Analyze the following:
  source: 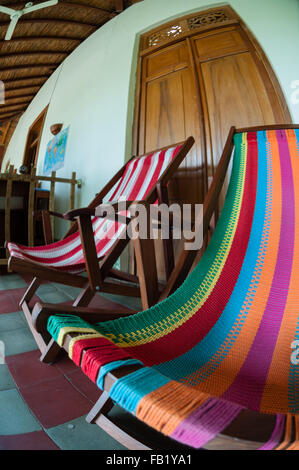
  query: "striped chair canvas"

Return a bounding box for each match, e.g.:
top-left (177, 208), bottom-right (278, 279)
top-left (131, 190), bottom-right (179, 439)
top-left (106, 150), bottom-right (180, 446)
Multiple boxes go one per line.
top-left (8, 144), bottom-right (184, 273)
top-left (41, 126), bottom-right (299, 450)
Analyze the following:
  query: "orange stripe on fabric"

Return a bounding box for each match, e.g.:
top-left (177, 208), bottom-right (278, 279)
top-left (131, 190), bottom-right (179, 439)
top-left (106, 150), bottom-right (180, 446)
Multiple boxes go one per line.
top-left (283, 415), bottom-right (299, 450)
top-left (275, 414), bottom-right (293, 450)
top-left (186, 130), bottom-right (282, 401)
top-left (136, 381), bottom-right (210, 436)
top-left (261, 129), bottom-right (299, 414)
top-left (289, 416), bottom-right (299, 450)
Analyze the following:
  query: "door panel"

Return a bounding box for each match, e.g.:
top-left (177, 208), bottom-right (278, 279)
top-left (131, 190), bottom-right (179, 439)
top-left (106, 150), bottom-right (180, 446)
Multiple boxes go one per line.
top-left (200, 51), bottom-right (277, 167)
top-left (194, 28), bottom-right (248, 62)
top-left (140, 42), bottom-right (204, 206)
top-left (145, 72), bottom-right (186, 151)
top-left (146, 42), bottom-right (189, 80)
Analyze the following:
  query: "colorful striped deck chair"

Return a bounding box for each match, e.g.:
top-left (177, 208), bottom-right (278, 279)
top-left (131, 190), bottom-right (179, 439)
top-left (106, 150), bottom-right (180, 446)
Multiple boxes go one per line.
top-left (34, 125), bottom-right (299, 450)
top-left (6, 137), bottom-right (194, 358)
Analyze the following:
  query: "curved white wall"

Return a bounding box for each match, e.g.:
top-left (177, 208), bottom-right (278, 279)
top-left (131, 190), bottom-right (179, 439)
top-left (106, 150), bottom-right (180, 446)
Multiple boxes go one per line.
top-left (2, 0), bottom-right (299, 236)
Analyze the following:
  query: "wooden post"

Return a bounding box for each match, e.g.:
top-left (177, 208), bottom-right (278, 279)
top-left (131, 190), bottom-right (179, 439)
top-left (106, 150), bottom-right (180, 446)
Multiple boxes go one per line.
top-left (28, 166), bottom-right (36, 247)
top-left (70, 171), bottom-right (76, 229)
top-left (133, 208), bottom-right (159, 309)
top-left (5, 165), bottom-right (14, 258)
top-left (49, 171), bottom-right (56, 240)
top-left (0, 167), bottom-right (79, 265)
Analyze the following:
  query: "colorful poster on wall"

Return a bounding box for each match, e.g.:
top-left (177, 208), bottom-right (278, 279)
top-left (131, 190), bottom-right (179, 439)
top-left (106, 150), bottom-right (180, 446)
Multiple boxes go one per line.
top-left (43, 126), bottom-right (69, 175)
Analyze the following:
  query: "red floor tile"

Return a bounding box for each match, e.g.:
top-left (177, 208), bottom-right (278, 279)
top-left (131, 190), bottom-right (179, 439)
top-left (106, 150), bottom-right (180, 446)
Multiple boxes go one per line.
top-left (0, 287), bottom-right (41, 314)
top-left (66, 368), bottom-right (102, 404)
top-left (54, 354), bottom-right (78, 375)
top-left (61, 293), bottom-right (132, 311)
top-left (6, 350), bottom-right (63, 389)
top-left (88, 294), bottom-right (131, 310)
top-left (0, 431), bottom-right (59, 450)
top-left (19, 375), bottom-right (93, 428)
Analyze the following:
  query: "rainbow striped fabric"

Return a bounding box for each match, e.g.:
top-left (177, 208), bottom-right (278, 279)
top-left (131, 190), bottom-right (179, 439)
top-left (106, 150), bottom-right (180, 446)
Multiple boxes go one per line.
top-left (47, 129), bottom-right (299, 448)
top-left (7, 144), bottom-right (182, 273)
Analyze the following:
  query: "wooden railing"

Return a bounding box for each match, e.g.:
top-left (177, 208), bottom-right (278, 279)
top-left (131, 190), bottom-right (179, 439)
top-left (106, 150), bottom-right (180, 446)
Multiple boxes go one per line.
top-left (0, 165), bottom-right (81, 265)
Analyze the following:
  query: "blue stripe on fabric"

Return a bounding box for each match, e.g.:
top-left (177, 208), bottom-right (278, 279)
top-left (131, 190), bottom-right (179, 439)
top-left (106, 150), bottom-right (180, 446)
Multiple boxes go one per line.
top-left (97, 359), bottom-right (143, 390)
top-left (109, 367), bottom-right (171, 415)
top-left (289, 326), bottom-right (299, 413)
top-left (155, 131), bottom-right (271, 382)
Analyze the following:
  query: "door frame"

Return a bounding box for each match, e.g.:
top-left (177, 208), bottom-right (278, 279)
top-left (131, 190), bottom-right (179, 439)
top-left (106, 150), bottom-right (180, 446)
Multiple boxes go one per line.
top-left (22, 104), bottom-right (49, 171)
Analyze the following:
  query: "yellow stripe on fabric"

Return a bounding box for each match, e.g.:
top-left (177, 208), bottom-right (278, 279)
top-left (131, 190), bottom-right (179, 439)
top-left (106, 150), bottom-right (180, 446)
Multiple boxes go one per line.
top-left (68, 333), bottom-right (104, 360)
top-left (56, 327), bottom-right (98, 347)
top-left (261, 129), bottom-right (299, 414)
top-left (105, 134), bottom-right (248, 348)
top-left (183, 130), bottom-right (282, 399)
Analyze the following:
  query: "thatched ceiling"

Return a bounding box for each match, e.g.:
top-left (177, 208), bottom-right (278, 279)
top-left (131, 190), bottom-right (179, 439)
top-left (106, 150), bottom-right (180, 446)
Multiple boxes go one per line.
top-left (0, 0), bottom-right (142, 128)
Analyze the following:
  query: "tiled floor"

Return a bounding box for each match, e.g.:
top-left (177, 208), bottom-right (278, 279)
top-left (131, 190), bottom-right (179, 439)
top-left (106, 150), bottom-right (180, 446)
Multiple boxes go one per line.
top-left (0, 271), bottom-right (142, 450)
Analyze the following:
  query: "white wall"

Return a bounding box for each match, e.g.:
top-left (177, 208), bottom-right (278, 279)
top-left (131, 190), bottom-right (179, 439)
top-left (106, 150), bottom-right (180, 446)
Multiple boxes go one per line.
top-left (3, 0), bottom-right (299, 236)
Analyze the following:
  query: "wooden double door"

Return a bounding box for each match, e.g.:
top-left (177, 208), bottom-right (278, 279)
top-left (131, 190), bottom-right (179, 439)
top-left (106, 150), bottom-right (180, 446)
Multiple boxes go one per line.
top-left (134, 21), bottom-right (290, 209)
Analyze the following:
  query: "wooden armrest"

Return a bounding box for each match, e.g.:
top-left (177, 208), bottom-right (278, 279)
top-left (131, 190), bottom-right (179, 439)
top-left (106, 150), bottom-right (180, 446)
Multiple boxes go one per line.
top-left (33, 209), bottom-right (65, 219)
top-left (32, 302), bottom-right (135, 335)
top-left (63, 207), bottom-right (96, 220)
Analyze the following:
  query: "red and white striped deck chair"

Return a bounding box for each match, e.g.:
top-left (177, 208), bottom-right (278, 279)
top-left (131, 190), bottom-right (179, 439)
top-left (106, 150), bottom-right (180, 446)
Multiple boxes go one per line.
top-left (7, 137), bottom-right (194, 356)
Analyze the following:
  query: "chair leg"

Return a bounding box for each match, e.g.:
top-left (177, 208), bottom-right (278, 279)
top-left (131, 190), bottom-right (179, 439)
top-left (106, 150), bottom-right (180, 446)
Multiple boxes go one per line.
top-left (133, 236), bottom-right (159, 309)
top-left (19, 277), bottom-right (52, 353)
top-left (86, 391), bottom-right (152, 449)
top-left (86, 391), bottom-right (114, 424)
top-left (36, 285), bottom-right (94, 363)
top-left (40, 338), bottom-right (64, 364)
top-left (162, 234), bottom-right (175, 281)
top-left (19, 277), bottom-right (40, 308)
top-left (39, 285), bottom-right (95, 364)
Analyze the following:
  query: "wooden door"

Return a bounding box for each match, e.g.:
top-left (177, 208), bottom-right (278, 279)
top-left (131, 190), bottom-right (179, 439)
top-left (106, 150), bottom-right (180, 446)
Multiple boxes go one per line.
top-left (138, 41), bottom-right (205, 207)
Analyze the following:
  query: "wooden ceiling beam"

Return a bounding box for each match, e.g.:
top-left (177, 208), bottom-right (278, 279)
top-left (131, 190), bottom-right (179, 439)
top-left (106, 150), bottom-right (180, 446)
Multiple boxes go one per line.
top-left (0, 51), bottom-right (69, 59)
top-left (1, 75), bottom-right (50, 86)
top-left (4, 36), bottom-right (82, 43)
top-left (0, 111), bottom-right (23, 124)
top-left (0, 108), bottom-right (26, 119)
top-left (0, 1), bottom-right (132, 130)
top-left (4, 84), bottom-right (41, 93)
top-left (3, 1), bottom-right (114, 14)
top-left (1, 93), bottom-right (35, 102)
top-left (0, 100), bottom-right (31, 109)
top-left (0, 18), bottom-right (99, 28)
top-left (0, 63), bottom-right (58, 72)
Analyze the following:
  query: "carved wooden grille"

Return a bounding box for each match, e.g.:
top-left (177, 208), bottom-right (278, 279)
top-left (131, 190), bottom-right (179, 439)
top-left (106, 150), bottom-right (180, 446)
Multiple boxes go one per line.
top-left (148, 24), bottom-right (183, 47)
top-left (187, 10), bottom-right (229, 29)
top-left (144, 8), bottom-right (233, 49)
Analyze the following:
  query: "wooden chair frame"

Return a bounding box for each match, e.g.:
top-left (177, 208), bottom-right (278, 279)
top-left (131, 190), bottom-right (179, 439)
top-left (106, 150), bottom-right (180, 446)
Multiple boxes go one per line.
top-left (8, 137), bottom-right (195, 358)
top-left (32, 124), bottom-right (299, 450)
